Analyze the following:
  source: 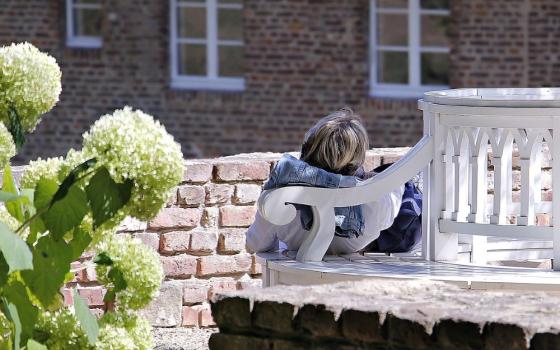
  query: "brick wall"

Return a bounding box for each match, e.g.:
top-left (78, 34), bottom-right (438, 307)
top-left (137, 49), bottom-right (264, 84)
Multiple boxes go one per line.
top-left (0, 0), bottom-right (422, 164)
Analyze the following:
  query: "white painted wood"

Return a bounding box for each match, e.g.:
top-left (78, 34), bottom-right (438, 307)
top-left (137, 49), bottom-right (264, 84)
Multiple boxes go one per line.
top-left (489, 129), bottom-right (514, 225)
top-left (451, 128), bottom-right (470, 222)
top-left (66, 0), bottom-right (103, 48)
top-left (439, 220), bottom-right (552, 240)
top-left (441, 127), bottom-right (455, 219)
top-left (421, 111), bottom-right (434, 260)
top-left (514, 129), bottom-right (543, 226)
top-left (553, 118), bottom-right (560, 270)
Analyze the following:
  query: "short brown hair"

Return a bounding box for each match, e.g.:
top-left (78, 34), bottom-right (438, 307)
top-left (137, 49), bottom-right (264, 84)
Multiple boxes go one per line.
top-left (300, 108), bottom-right (369, 175)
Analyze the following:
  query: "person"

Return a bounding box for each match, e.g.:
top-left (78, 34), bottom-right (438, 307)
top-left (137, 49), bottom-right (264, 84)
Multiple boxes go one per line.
top-left (246, 108), bottom-right (405, 255)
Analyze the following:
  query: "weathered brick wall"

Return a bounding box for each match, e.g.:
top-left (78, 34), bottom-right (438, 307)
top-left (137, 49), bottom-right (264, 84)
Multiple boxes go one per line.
top-left (0, 0), bottom-right (421, 164)
top-left (210, 279), bottom-right (560, 349)
top-left (59, 148), bottom-right (409, 328)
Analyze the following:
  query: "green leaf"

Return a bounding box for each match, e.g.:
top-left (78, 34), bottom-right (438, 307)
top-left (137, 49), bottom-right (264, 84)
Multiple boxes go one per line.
top-left (3, 164), bottom-right (23, 222)
top-left (86, 167), bottom-right (132, 228)
top-left (41, 184), bottom-right (89, 240)
top-left (69, 227), bottom-right (92, 261)
top-left (52, 158), bottom-right (96, 206)
top-left (33, 179), bottom-right (57, 212)
top-left (0, 255), bottom-right (9, 286)
top-left (73, 290), bottom-right (99, 345)
top-left (3, 281), bottom-right (38, 346)
top-left (7, 107), bottom-right (25, 152)
top-left (0, 222), bottom-right (32, 273)
top-left (21, 236), bottom-right (73, 307)
top-left (103, 290), bottom-right (116, 303)
top-left (104, 267), bottom-right (127, 303)
top-left (26, 340), bottom-right (47, 350)
top-left (3, 301), bottom-right (21, 350)
top-left (93, 252), bottom-right (113, 266)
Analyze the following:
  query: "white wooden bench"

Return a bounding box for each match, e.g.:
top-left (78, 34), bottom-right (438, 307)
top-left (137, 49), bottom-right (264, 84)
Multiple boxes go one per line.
top-left (257, 88), bottom-right (560, 290)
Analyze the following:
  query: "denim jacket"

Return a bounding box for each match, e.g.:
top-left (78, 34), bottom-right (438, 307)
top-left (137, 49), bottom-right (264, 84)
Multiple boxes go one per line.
top-left (263, 154), bottom-right (365, 238)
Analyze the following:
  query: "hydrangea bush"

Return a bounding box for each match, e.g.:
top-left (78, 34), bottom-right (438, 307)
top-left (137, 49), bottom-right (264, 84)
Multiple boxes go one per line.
top-left (0, 42), bottom-right (184, 349)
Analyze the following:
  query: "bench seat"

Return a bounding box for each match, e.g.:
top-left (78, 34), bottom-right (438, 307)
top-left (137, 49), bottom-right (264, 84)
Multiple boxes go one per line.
top-left (257, 250), bottom-right (560, 291)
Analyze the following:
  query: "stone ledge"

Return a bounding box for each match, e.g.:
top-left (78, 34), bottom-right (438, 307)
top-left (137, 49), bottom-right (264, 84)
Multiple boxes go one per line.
top-left (210, 279), bottom-right (560, 350)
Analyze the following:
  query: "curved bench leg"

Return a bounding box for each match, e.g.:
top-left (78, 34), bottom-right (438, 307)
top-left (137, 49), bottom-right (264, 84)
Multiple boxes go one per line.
top-left (296, 206), bottom-right (336, 262)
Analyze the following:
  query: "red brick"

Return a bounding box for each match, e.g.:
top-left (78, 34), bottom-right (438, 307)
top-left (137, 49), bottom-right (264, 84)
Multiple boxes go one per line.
top-left (161, 255), bottom-right (198, 278)
top-left (214, 161), bottom-right (270, 182)
top-left (237, 277), bottom-right (262, 290)
top-left (197, 254), bottom-right (252, 277)
top-left (201, 207), bottom-right (219, 228)
top-left (183, 162), bottom-right (212, 183)
top-left (133, 232), bottom-right (160, 252)
top-left (205, 183), bottom-right (234, 204)
top-left (183, 284), bottom-right (210, 305)
top-left (233, 184), bottom-right (262, 204)
top-left (219, 206), bottom-right (257, 227)
top-left (148, 208), bottom-right (201, 230)
top-left (251, 255), bottom-right (262, 275)
top-left (199, 303), bottom-right (216, 327)
top-left (161, 231), bottom-right (191, 254)
top-left (209, 278), bottom-right (238, 299)
top-left (189, 229), bottom-right (218, 255)
top-left (61, 288), bottom-right (73, 306)
top-left (182, 305), bottom-right (200, 327)
top-left (178, 185), bottom-right (206, 206)
top-left (537, 213), bottom-right (551, 227)
top-left (218, 228), bottom-right (247, 254)
top-left (77, 287), bottom-right (105, 307)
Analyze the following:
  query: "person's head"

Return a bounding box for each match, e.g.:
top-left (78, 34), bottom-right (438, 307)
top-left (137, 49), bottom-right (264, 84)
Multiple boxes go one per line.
top-left (300, 107), bottom-right (369, 176)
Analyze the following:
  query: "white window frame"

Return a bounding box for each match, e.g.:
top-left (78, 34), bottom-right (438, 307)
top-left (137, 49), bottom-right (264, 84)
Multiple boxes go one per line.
top-left (66, 0), bottom-right (103, 49)
top-left (369, 0), bottom-right (450, 98)
top-left (170, 0), bottom-right (245, 91)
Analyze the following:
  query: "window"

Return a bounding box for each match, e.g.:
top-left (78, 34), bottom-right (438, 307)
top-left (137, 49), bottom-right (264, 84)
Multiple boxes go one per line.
top-left (170, 0), bottom-right (245, 91)
top-left (66, 0), bottom-right (103, 48)
top-left (370, 0), bottom-right (450, 98)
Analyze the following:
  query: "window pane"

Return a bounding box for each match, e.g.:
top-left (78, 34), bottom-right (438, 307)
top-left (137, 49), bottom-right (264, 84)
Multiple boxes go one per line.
top-left (219, 0), bottom-right (242, 3)
top-left (421, 15), bottom-right (449, 47)
top-left (378, 51), bottom-right (408, 84)
top-left (219, 45), bottom-right (243, 77)
top-left (178, 7), bottom-right (206, 38)
top-left (421, 52), bottom-right (449, 85)
top-left (179, 44), bottom-right (207, 76)
top-left (73, 8), bottom-right (102, 36)
top-left (420, 0), bottom-right (449, 9)
top-left (218, 8), bottom-right (242, 41)
top-left (376, 0), bottom-right (407, 8)
top-left (377, 14), bottom-right (408, 46)
top-left (74, 0), bottom-right (100, 4)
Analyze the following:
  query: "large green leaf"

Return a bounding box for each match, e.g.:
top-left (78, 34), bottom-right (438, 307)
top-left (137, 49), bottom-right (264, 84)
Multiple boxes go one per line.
top-left (73, 290), bottom-right (99, 345)
top-left (3, 281), bottom-right (38, 346)
top-left (3, 164), bottom-right (23, 222)
top-left (7, 107), bottom-right (25, 152)
top-left (69, 227), bottom-right (92, 261)
top-left (21, 236), bottom-right (73, 307)
top-left (86, 167), bottom-right (132, 228)
top-left (0, 222), bottom-right (32, 273)
top-left (33, 179), bottom-right (57, 212)
top-left (41, 184), bottom-right (89, 240)
top-left (26, 340), bottom-right (47, 350)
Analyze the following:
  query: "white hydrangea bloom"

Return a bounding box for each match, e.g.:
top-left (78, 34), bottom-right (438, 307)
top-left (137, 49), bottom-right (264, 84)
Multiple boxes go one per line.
top-left (0, 123), bottom-right (15, 169)
top-left (35, 309), bottom-right (93, 350)
top-left (97, 312), bottom-right (152, 350)
top-left (0, 42), bottom-right (62, 132)
top-left (81, 106), bottom-right (184, 221)
top-left (20, 156), bottom-right (63, 190)
top-left (96, 234), bottom-right (163, 310)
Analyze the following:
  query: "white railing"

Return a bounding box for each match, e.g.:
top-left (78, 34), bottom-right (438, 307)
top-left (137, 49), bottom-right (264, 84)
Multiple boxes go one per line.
top-left (259, 88), bottom-right (560, 271)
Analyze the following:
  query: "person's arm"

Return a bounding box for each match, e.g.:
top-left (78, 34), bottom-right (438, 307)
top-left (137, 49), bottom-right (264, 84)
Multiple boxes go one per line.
top-left (377, 185), bottom-right (405, 231)
top-left (246, 210), bottom-right (280, 253)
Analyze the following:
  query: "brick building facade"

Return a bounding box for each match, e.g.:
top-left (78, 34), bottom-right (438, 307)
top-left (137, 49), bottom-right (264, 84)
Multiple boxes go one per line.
top-left (1, 0), bottom-right (559, 162)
